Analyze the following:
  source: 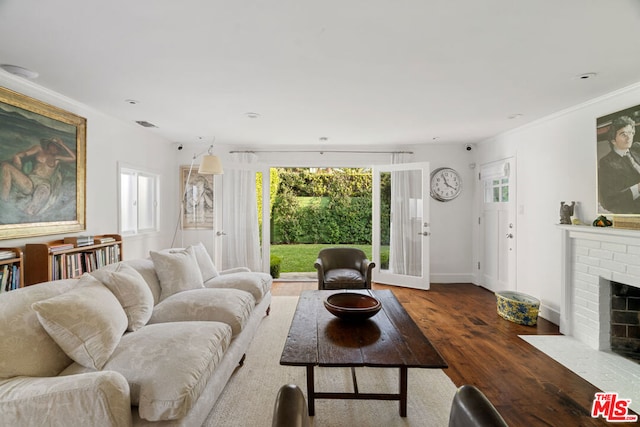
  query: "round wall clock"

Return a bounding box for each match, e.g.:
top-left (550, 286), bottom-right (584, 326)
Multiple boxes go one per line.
top-left (430, 167), bottom-right (462, 202)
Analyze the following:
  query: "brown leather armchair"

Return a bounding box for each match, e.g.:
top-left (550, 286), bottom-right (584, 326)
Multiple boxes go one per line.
top-left (448, 385), bottom-right (508, 427)
top-left (314, 247), bottom-right (375, 290)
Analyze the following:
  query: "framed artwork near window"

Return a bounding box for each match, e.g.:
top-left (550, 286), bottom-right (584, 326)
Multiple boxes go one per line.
top-left (180, 165), bottom-right (214, 229)
top-left (596, 103), bottom-right (640, 216)
top-left (0, 87), bottom-right (86, 240)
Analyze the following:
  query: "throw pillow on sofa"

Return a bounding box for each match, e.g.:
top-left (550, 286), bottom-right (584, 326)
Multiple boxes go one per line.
top-left (91, 262), bottom-right (154, 331)
top-left (190, 242), bottom-right (219, 281)
top-left (150, 247), bottom-right (204, 301)
top-left (31, 274), bottom-right (128, 370)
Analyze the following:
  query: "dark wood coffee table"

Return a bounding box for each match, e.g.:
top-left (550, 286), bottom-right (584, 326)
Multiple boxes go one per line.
top-left (280, 289), bottom-right (447, 417)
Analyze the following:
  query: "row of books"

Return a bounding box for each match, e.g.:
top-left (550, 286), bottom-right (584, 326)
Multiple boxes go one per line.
top-left (51, 245), bottom-right (121, 280)
top-left (0, 264), bottom-right (20, 293)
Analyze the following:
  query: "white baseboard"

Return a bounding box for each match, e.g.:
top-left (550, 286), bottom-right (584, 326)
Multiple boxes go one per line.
top-left (539, 304), bottom-right (560, 326)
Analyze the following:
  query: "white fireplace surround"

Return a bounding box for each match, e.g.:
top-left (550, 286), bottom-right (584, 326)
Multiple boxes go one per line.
top-left (559, 225), bottom-right (640, 351)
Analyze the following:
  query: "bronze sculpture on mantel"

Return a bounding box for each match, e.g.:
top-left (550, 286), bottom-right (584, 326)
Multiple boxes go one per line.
top-left (559, 201), bottom-right (575, 225)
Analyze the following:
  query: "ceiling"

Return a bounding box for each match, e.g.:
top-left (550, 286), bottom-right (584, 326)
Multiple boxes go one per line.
top-left (1, 0), bottom-right (639, 149)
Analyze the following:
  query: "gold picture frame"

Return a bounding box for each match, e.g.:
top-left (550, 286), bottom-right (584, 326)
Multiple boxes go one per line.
top-left (180, 165), bottom-right (214, 229)
top-left (0, 87), bottom-right (86, 239)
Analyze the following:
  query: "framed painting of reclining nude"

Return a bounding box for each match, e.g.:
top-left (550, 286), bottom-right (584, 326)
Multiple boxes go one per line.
top-left (0, 87), bottom-right (86, 240)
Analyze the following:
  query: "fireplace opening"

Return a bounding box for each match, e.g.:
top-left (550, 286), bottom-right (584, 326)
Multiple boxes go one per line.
top-left (610, 281), bottom-right (640, 363)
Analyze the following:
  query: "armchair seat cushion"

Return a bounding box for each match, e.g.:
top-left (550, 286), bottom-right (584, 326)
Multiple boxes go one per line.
top-left (324, 269), bottom-right (364, 285)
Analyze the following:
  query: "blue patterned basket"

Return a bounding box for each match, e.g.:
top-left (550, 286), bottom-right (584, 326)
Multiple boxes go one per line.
top-left (495, 291), bottom-right (540, 326)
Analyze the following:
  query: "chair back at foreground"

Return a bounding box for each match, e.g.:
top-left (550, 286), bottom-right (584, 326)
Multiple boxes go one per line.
top-left (314, 247), bottom-right (375, 290)
top-left (449, 385), bottom-right (509, 427)
top-left (272, 384), bottom-right (310, 427)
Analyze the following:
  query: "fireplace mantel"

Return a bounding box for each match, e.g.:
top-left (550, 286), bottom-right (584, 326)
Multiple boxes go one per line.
top-left (558, 224), bottom-right (640, 350)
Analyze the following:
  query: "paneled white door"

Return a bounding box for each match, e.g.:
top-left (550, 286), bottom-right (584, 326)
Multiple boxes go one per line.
top-left (480, 157), bottom-right (516, 292)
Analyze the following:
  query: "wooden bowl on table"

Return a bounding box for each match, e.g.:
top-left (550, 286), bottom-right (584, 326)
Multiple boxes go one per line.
top-left (323, 292), bottom-right (382, 321)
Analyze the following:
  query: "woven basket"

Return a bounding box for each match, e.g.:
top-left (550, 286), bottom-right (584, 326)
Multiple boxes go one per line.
top-left (495, 291), bottom-right (540, 326)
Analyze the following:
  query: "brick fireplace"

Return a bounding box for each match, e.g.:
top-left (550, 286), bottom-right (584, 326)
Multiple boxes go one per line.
top-left (559, 225), bottom-right (640, 352)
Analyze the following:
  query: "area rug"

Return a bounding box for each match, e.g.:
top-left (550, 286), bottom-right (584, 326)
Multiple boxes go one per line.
top-left (204, 296), bottom-right (457, 427)
top-left (520, 335), bottom-right (640, 414)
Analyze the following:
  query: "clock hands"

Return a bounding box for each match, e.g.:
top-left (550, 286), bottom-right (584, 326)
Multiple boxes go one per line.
top-left (442, 175), bottom-right (455, 189)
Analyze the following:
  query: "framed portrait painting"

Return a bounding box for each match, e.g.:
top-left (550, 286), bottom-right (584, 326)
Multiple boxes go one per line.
top-left (180, 165), bottom-right (214, 229)
top-left (0, 87), bottom-right (86, 239)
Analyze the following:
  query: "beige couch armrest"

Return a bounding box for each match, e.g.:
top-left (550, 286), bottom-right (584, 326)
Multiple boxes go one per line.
top-left (0, 371), bottom-right (132, 427)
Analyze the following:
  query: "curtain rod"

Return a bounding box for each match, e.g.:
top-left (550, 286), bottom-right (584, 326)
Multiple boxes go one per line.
top-left (229, 150), bottom-right (414, 154)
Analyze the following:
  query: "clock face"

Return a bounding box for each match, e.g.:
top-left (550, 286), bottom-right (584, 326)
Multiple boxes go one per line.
top-left (430, 167), bottom-right (462, 201)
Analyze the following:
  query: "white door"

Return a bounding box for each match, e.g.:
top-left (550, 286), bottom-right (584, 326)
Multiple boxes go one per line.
top-left (479, 158), bottom-right (516, 292)
top-left (372, 162), bottom-right (430, 289)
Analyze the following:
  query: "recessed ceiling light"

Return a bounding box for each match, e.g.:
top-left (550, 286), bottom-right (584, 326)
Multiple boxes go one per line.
top-left (576, 72), bottom-right (597, 80)
top-left (245, 112), bottom-right (260, 119)
top-left (508, 113), bottom-right (523, 120)
top-left (125, 99), bottom-right (140, 105)
top-left (319, 136), bottom-right (329, 142)
top-left (0, 64), bottom-right (39, 79)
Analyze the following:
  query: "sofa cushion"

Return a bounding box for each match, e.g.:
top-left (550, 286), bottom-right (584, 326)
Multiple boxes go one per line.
top-left (190, 242), bottom-right (219, 281)
top-left (148, 288), bottom-right (255, 337)
top-left (91, 262), bottom-right (154, 331)
top-left (122, 258), bottom-right (162, 304)
top-left (103, 322), bottom-right (231, 421)
top-left (31, 274), bottom-right (128, 370)
top-left (205, 271), bottom-right (272, 302)
top-left (150, 247), bottom-right (204, 301)
top-left (0, 279), bottom-right (78, 379)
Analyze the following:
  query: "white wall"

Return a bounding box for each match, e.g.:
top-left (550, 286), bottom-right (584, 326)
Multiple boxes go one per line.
top-left (0, 74), bottom-right (178, 260)
top-left (475, 82), bottom-right (640, 324)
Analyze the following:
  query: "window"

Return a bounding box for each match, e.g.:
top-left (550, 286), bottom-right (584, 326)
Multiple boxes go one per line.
top-left (485, 178), bottom-right (509, 203)
top-left (480, 160), bottom-right (510, 203)
top-left (119, 165), bottom-right (159, 235)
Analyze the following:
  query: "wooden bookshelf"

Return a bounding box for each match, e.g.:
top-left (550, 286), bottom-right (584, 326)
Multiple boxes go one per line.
top-left (0, 247), bottom-right (24, 292)
top-left (24, 234), bottom-right (123, 286)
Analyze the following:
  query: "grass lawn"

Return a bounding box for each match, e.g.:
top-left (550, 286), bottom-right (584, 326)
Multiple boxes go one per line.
top-left (270, 244), bottom-right (373, 273)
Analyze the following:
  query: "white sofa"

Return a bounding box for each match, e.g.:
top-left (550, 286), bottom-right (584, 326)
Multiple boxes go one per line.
top-left (0, 243), bottom-right (272, 426)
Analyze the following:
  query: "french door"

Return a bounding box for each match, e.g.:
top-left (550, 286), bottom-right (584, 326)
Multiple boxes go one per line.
top-left (372, 162), bottom-right (431, 289)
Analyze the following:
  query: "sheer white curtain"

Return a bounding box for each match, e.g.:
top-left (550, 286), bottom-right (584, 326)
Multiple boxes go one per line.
top-left (389, 153), bottom-right (421, 276)
top-left (220, 153), bottom-right (261, 271)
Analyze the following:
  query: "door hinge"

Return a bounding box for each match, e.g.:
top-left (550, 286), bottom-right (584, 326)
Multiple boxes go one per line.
top-left (478, 217), bottom-right (481, 225)
top-left (477, 261), bottom-right (481, 270)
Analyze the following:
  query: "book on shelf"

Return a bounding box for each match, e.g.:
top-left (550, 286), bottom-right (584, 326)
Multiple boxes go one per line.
top-left (64, 235), bottom-right (95, 247)
top-left (0, 265), bottom-right (8, 292)
top-left (94, 236), bottom-right (117, 244)
top-left (49, 243), bottom-right (75, 253)
top-left (0, 250), bottom-right (16, 260)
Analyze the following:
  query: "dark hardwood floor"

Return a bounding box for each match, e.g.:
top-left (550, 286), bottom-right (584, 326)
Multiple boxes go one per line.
top-left (272, 281), bottom-right (638, 426)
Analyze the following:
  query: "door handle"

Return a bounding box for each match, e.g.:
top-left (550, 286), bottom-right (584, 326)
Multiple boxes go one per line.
top-left (418, 232), bottom-right (431, 236)
top-left (216, 231), bottom-right (227, 236)
top-left (506, 233), bottom-right (514, 238)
